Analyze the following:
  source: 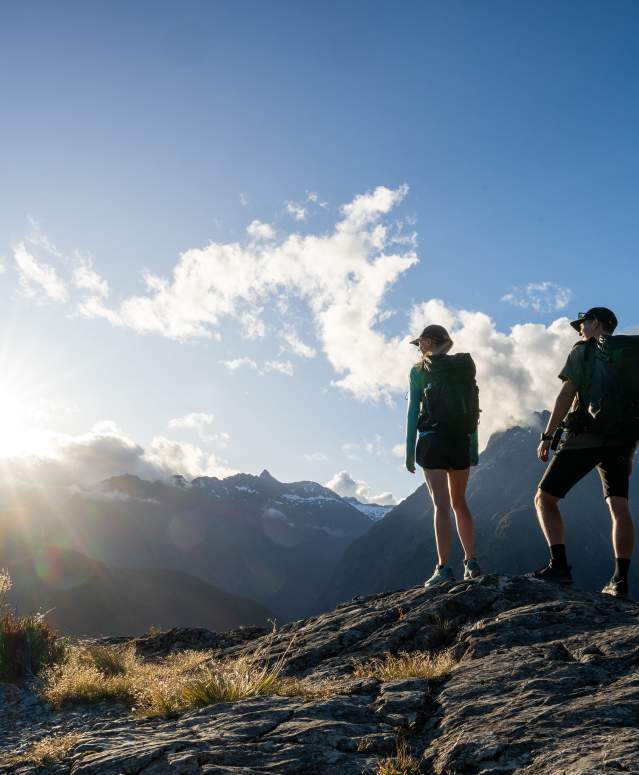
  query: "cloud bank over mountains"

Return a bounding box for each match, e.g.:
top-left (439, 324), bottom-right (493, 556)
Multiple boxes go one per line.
top-left (0, 421), bottom-right (236, 489)
top-left (11, 186), bottom-right (581, 448)
top-left (325, 470), bottom-right (396, 506)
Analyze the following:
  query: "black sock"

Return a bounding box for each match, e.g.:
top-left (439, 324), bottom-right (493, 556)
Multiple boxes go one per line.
top-left (550, 544), bottom-right (568, 568)
top-left (614, 557), bottom-right (630, 582)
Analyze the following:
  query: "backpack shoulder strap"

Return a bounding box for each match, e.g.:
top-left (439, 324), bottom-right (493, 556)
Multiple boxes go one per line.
top-left (573, 338), bottom-right (595, 363)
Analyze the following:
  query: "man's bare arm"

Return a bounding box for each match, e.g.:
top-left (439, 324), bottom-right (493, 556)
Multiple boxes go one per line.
top-left (538, 380), bottom-right (577, 462)
top-left (545, 380), bottom-right (577, 436)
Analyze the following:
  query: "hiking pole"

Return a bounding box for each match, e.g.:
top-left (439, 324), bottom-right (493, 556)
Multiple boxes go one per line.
top-left (550, 423), bottom-right (564, 451)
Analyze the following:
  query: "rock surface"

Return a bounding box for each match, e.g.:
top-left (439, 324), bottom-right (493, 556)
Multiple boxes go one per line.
top-left (2, 574), bottom-right (639, 773)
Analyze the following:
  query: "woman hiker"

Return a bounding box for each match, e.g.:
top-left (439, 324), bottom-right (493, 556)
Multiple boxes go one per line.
top-left (405, 324), bottom-right (482, 587)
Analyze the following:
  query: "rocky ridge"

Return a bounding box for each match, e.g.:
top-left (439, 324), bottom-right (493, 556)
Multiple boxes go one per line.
top-left (2, 575), bottom-right (639, 773)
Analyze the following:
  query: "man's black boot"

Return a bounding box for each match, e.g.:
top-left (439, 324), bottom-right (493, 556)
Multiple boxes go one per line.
top-left (529, 561), bottom-right (573, 585)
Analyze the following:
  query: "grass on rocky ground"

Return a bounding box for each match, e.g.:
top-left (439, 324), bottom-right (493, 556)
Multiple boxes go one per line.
top-left (42, 634), bottom-right (297, 717)
top-left (377, 738), bottom-right (421, 775)
top-left (352, 649), bottom-right (455, 682)
top-left (0, 733), bottom-right (81, 768)
top-left (0, 569), bottom-right (66, 681)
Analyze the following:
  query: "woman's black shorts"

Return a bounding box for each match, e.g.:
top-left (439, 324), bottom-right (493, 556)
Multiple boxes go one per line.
top-left (538, 444), bottom-right (635, 500)
top-left (416, 433), bottom-right (470, 471)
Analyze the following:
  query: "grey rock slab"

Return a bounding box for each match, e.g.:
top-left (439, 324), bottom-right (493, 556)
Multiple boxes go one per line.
top-left (6, 575), bottom-right (639, 774)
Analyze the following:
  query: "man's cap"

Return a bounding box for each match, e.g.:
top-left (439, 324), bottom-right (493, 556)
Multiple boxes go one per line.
top-left (410, 324), bottom-right (452, 347)
top-left (569, 307), bottom-right (618, 333)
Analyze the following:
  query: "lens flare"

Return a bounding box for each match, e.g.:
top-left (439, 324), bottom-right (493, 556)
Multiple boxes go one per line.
top-left (34, 545), bottom-right (92, 591)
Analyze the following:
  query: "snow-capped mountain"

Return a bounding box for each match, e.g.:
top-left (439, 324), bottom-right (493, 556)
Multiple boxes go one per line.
top-left (2, 469), bottom-right (373, 622)
top-left (342, 497), bottom-right (394, 521)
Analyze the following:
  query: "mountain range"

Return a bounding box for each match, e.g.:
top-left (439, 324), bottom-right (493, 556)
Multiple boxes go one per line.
top-left (3, 414), bottom-right (638, 637)
top-left (1, 468), bottom-right (373, 631)
top-left (8, 546), bottom-right (272, 637)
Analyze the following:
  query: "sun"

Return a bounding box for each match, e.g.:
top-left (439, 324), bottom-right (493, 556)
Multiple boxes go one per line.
top-left (0, 381), bottom-right (52, 458)
top-left (0, 394), bottom-right (30, 456)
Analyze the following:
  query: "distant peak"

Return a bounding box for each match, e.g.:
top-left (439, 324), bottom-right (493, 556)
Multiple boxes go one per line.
top-left (259, 469), bottom-right (278, 482)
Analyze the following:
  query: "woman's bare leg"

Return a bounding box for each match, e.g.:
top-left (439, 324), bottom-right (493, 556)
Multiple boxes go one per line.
top-left (448, 468), bottom-right (475, 560)
top-left (423, 468), bottom-right (452, 565)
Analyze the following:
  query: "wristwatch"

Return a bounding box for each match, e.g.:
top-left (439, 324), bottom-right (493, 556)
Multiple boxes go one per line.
top-left (540, 432), bottom-right (553, 442)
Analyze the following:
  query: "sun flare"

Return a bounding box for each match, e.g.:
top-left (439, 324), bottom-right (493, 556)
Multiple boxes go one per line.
top-left (0, 383), bottom-right (51, 458)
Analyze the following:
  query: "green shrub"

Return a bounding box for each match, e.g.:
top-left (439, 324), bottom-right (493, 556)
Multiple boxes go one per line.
top-left (0, 569), bottom-right (66, 681)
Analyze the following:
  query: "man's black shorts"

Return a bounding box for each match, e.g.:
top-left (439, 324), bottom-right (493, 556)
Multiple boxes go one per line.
top-left (416, 433), bottom-right (470, 471)
top-left (539, 444), bottom-right (635, 500)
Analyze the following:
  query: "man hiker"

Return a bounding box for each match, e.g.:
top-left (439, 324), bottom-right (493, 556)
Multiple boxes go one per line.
top-left (533, 306), bottom-right (639, 598)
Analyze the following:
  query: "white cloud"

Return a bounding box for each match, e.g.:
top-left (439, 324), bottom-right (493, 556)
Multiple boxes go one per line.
top-left (220, 357), bottom-right (259, 373)
top-left (304, 451), bottom-right (328, 462)
top-left (286, 202), bottom-right (307, 221)
top-left (247, 220), bottom-right (276, 241)
top-left (501, 282), bottom-right (572, 313)
top-left (280, 327), bottom-right (316, 358)
top-left (305, 191), bottom-right (328, 209)
top-left (391, 444), bottom-right (404, 459)
top-left (13, 224), bottom-right (110, 314)
top-left (13, 241), bottom-right (68, 303)
top-left (240, 310), bottom-right (266, 338)
top-left (239, 193), bottom-right (248, 207)
top-left (341, 435), bottom-right (384, 461)
top-left (49, 186), bottom-right (418, 402)
top-left (167, 412), bottom-right (229, 448)
top-left (146, 436), bottom-right (234, 479)
top-left (72, 256), bottom-right (109, 298)
top-left (75, 295), bottom-right (122, 324)
top-left (169, 412), bottom-right (214, 432)
top-left (15, 192), bottom-right (586, 450)
top-left (25, 218), bottom-right (64, 257)
top-left (0, 422), bottom-right (236, 487)
top-left (264, 360), bottom-right (294, 376)
top-left (325, 470), bottom-right (396, 506)
top-left (341, 443), bottom-right (360, 461)
top-left (218, 357), bottom-right (292, 376)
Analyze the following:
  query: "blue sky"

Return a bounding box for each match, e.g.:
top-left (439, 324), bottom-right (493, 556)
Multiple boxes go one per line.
top-left (1, 1), bottom-right (638, 502)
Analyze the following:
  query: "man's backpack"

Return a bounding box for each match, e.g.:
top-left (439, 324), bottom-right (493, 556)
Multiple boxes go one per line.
top-left (578, 335), bottom-right (639, 441)
top-left (416, 353), bottom-right (480, 435)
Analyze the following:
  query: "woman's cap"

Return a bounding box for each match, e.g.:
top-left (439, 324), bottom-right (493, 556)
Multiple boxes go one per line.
top-left (410, 324), bottom-right (452, 346)
top-left (569, 307), bottom-right (618, 333)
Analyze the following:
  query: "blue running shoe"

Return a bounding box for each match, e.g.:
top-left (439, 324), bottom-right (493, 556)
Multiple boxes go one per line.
top-left (463, 558), bottom-right (482, 580)
top-left (424, 564), bottom-right (455, 588)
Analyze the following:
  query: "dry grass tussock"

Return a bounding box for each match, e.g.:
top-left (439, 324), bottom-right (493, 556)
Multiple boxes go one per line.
top-left (273, 675), bottom-right (346, 700)
top-left (0, 733), bottom-right (81, 768)
top-left (0, 569), bottom-right (66, 681)
top-left (352, 649), bottom-right (455, 682)
top-left (43, 634), bottom-right (296, 717)
top-left (377, 737), bottom-right (421, 774)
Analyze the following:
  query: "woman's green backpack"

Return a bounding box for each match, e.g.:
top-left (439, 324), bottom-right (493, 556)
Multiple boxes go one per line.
top-left (417, 353), bottom-right (480, 435)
